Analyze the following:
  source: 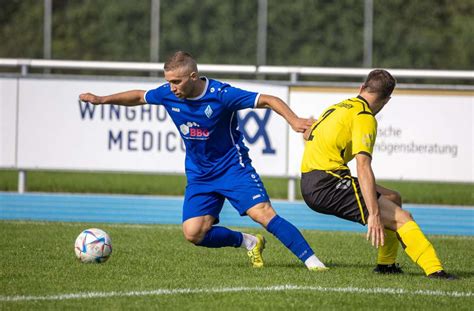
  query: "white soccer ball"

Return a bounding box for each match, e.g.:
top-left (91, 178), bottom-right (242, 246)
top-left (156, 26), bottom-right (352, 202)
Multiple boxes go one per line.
top-left (74, 228), bottom-right (112, 263)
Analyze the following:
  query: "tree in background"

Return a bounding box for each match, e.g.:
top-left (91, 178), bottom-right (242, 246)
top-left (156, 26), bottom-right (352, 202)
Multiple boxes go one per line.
top-left (160, 0), bottom-right (257, 64)
top-left (0, 0), bottom-right (43, 58)
top-left (374, 0), bottom-right (474, 70)
top-left (52, 0), bottom-right (150, 61)
top-left (0, 0), bottom-right (472, 70)
top-left (267, 0), bottom-right (364, 67)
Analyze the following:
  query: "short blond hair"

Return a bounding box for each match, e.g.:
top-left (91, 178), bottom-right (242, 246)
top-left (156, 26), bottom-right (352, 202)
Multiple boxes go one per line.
top-left (164, 51), bottom-right (198, 73)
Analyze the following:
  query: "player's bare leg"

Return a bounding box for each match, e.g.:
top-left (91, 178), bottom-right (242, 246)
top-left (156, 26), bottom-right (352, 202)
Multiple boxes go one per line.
top-left (182, 215), bottom-right (264, 268)
top-left (182, 215), bottom-right (215, 244)
top-left (378, 195), bottom-right (455, 279)
top-left (373, 185), bottom-right (404, 274)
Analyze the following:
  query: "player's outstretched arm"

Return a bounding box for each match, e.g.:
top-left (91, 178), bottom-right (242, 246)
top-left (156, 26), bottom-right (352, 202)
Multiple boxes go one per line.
top-left (79, 90), bottom-right (146, 106)
top-left (356, 153), bottom-right (385, 248)
top-left (256, 94), bottom-right (313, 133)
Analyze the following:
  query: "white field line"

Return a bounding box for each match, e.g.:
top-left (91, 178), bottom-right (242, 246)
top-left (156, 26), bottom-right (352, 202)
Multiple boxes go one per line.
top-left (1, 285), bottom-right (472, 302)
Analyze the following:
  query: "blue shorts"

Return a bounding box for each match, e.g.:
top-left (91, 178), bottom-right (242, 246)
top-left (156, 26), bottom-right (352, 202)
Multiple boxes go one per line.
top-left (182, 164), bottom-right (270, 223)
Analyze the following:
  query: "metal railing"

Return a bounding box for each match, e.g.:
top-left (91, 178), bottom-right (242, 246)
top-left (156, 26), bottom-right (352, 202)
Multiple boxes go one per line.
top-left (2, 58), bottom-right (473, 200)
top-left (1, 58), bottom-right (473, 81)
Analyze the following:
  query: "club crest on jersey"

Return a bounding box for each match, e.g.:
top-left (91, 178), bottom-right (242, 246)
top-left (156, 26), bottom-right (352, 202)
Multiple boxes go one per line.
top-left (205, 105), bottom-right (213, 118)
top-left (362, 133), bottom-right (374, 148)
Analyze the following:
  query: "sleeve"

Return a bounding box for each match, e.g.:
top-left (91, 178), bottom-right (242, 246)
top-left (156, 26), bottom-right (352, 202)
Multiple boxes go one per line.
top-left (352, 113), bottom-right (377, 156)
top-left (219, 84), bottom-right (260, 111)
top-left (144, 84), bottom-right (169, 106)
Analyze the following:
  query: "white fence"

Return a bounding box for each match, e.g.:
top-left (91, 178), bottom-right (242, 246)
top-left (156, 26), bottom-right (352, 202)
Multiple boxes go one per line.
top-left (1, 58), bottom-right (474, 81)
top-left (1, 59), bottom-right (473, 199)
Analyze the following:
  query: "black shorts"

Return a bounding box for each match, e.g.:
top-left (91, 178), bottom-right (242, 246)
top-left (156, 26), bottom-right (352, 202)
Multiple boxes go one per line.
top-left (301, 170), bottom-right (380, 225)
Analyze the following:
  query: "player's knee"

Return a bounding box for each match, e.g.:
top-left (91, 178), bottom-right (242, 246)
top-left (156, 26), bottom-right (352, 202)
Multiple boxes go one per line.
top-left (247, 202), bottom-right (276, 227)
top-left (402, 209), bottom-right (413, 220)
top-left (183, 229), bottom-right (205, 245)
top-left (184, 235), bottom-right (201, 245)
top-left (182, 224), bottom-right (211, 245)
top-left (397, 209), bottom-right (414, 227)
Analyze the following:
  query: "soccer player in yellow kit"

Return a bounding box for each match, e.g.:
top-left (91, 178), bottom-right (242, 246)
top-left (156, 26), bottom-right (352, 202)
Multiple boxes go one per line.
top-left (300, 69), bottom-right (455, 279)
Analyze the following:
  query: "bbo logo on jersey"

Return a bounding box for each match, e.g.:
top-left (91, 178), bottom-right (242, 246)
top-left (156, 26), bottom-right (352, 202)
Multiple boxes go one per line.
top-left (179, 122), bottom-right (210, 139)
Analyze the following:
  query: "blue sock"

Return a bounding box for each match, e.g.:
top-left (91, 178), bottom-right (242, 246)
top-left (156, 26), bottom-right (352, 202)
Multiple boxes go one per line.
top-left (197, 226), bottom-right (243, 248)
top-left (266, 215), bottom-right (314, 262)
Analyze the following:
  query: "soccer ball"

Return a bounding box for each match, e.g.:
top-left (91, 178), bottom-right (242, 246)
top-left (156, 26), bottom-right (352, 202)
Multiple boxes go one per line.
top-left (74, 228), bottom-right (112, 263)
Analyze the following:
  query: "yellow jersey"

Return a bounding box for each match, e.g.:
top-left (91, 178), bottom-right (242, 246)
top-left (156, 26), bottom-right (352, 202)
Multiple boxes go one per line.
top-left (301, 96), bottom-right (377, 172)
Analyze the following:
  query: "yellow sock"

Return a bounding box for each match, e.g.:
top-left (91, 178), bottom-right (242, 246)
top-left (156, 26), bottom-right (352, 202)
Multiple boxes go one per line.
top-left (397, 221), bottom-right (443, 275)
top-left (377, 229), bottom-right (399, 265)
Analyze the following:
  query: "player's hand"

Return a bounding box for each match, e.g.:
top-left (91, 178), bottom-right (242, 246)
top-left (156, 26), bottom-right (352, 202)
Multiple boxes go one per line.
top-left (79, 93), bottom-right (103, 105)
top-left (366, 214), bottom-right (385, 248)
top-left (303, 118), bottom-right (317, 140)
top-left (291, 117), bottom-right (315, 133)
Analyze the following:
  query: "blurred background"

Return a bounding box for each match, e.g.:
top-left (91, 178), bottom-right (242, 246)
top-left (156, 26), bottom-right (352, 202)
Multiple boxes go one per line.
top-left (1, 0), bottom-right (472, 70)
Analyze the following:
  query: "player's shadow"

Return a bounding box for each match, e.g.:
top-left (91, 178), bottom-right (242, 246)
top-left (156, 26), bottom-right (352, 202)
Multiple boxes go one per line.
top-left (326, 262), bottom-right (473, 279)
top-left (213, 260), bottom-right (473, 280)
top-left (439, 270), bottom-right (473, 279)
top-left (323, 262), bottom-right (373, 269)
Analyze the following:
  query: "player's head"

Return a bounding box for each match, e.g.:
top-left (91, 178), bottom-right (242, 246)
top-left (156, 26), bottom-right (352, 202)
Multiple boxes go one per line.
top-left (164, 51), bottom-right (201, 99)
top-left (360, 69), bottom-right (396, 115)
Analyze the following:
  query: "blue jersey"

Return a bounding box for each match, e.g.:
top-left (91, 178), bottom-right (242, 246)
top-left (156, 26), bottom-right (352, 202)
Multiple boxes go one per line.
top-left (144, 78), bottom-right (260, 182)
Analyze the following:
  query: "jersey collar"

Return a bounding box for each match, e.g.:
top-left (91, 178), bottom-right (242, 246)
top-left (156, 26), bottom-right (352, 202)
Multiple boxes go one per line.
top-left (357, 95), bottom-right (369, 105)
top-left (356, 95), bottom-right (373, 114)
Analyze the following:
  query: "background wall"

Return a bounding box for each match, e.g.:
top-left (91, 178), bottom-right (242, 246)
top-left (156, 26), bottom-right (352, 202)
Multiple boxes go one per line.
top-left (2, 77), bottom-right (472, 182)
top-left (288, 87), bottom-right (473, 181)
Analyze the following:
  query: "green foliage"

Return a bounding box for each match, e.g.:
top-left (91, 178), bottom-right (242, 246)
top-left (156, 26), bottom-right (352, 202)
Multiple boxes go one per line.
top-left (267, 0), bottom-right (364, 67)
top-left (160, 0), bottom-right (257, 64)
top-left (0, 0), bottom-right (472, 69)
top-left (52, 0), bottom-right (150, 61)
top-left (0, 0), bottom-right (43, 58)
top-left (373, 0), bottom-right (474, 70)
top-left (0, 221), bottom-right (472, 309)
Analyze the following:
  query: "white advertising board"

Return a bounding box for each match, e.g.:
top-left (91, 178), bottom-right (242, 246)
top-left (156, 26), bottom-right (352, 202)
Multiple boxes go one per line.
top-left (234, 82), bottom-right (288, 176)
top-left (0, 78), bottom-right (18, 168)
top-left (288, 87), bottom-right (473, 182)
top-left (16, 78), bottom-right (287, 176)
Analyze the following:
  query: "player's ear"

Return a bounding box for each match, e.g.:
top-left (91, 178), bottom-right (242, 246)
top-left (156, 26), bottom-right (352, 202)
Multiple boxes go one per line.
top-left (189, 71), bottom-right (198, 80)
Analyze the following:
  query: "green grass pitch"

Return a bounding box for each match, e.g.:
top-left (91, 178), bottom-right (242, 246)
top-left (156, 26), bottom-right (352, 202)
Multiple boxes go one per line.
top-left (1, 221), bottom-right (472, 310)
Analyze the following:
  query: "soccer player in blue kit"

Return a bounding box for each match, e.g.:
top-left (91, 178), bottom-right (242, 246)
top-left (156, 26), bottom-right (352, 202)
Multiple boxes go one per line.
top-left (79, 51), bottom-right (327, 271)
